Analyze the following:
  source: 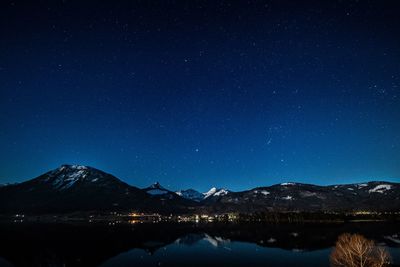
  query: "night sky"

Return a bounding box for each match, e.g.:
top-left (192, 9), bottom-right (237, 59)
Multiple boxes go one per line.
top-left (1, 1), bottom-right (399, 191)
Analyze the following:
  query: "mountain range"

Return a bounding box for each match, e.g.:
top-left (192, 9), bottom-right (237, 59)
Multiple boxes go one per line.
top-left (0, 164), bottom-right (399, 215)
top-left (176, 187), bottom-right (229, 202)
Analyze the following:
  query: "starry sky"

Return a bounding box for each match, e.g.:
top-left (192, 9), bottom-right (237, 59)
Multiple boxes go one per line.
top-left (0, 1), bottom-right (399, 191)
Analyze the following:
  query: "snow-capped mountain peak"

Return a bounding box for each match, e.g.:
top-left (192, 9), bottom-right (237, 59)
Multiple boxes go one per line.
top-left (26, 164), bottom-right (127, 192)
top-left (203, 187), bottom-right (217, 198)
top-left (149, 182), bottom-right (166, 190)
top-left (59, 164), bottom-right (88, 171)
top-left (174, 187), bottom-right (230, 201)
top-left (44, 165), bottom-right (94, 190)
top-left (213, 189), bottom-right (229, 196)
top-left (203, 187), bottom-right (229, 199)
top-left (281, 182), bottom-right (296, 186)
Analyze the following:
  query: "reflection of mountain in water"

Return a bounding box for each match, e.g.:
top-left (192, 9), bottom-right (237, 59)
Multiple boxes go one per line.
top-left (175, 233), bottom-right (230, 247)
top-left (0, 222), bottom-right (399, 267)
top-left (174, 233), bottom-right (204, 246)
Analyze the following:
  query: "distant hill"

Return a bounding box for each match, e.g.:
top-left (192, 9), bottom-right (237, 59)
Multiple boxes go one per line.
top-left (202, 182), bottom-right (400, 213)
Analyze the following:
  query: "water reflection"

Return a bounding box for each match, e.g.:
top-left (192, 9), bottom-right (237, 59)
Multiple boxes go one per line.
top-left (0, 222), bottom-right (398, 267)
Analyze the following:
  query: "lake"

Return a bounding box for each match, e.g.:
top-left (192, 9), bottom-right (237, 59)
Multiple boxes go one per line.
top-left (0, 222), bottom-right (398, 266)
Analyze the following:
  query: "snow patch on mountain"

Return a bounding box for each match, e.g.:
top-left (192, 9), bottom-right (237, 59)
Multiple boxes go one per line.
top-left (214, 189), bottom-right (229, 196)
top-left (369, 184), bottom-right (392, 193)
top-left (203, 187), bottom-right (229, 199)
top-left (33, 164), bottom-right (121, 191)
top-left (203, 234), bottom-right (230, 247)
top-left (48, 165), bottom-right (93, 190)
top-left (281, 182), bottom-right (296, 186)
top-left (357, 183), bottom-right (368, 188)
top-left (254, 190), bottom-right (270, 196)
top-left (203, 187), bottom-right (218, 198)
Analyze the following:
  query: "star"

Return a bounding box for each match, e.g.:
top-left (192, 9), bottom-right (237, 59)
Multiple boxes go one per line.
top-left (267, 138), bottom-right (272, 145)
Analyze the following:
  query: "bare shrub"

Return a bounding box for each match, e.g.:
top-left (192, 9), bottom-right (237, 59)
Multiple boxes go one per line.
top-left (330, 233), bottom-right (391, 267)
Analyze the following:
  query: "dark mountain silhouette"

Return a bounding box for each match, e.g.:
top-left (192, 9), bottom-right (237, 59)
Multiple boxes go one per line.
top-left (0, 165), bottom-right (399, 214)
top-left (0, 165), bottom-right (193, 214)
top-left (203, 182), bottom-right (400, 213)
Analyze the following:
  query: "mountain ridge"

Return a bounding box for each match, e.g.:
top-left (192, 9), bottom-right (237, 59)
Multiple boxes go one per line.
top-left (0, 165), bottom-right (399, 214)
